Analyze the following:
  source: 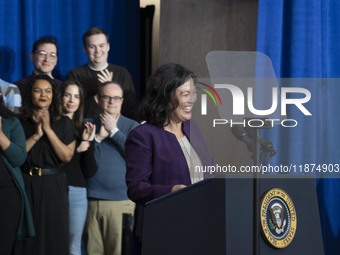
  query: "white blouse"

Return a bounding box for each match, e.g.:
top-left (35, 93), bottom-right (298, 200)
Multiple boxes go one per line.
top-left (177, 136), bottom-right (204, 184)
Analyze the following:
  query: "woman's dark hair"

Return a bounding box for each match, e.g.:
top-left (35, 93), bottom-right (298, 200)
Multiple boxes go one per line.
top-left (139, 63), bottom-right (195, 126)
top-left (60, 80), bottom-right (84, 133)
top-left (21, 74), bottom-right (62, 121)
top-left (0, 94), bottom-right (16, 119)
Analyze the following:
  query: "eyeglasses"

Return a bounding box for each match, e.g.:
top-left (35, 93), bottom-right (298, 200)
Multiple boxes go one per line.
top-left (100, 95), bottom-right (123, 102)
top-left (35, 50), bottom-right (57, 60)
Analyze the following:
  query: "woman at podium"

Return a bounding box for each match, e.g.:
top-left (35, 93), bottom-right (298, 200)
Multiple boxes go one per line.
top-left (125, 63), bottom-right (213, 253)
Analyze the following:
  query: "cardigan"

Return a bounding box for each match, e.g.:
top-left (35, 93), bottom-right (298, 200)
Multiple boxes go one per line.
top-left (1, 117), bottom-right (35, 239)
top-left (125, 120), bottom-right (213, 205)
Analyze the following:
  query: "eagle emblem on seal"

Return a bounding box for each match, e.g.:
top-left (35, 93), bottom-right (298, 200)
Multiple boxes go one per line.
top-left (269, 202), bottom-right (287, 234)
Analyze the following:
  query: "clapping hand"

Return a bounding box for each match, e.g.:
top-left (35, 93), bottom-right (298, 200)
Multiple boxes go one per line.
top-left (82, 122), bottom-right (96, 141)
top-left (77, 122), bottom-right (96, 153)
top-left (97, 69), bottom-right (113, 83)
top-left (99, 112), bottom-right (118, 133)
top-left (40, 109), bottom-right (52, 132)
top-left (33, 110), bottom-right (45, 139)
top-left (76, 141), bottom-right (90, 153)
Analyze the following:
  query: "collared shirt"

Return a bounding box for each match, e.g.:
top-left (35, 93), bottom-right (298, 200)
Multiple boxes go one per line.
top-left (0, 79), bottom-right (21, 113)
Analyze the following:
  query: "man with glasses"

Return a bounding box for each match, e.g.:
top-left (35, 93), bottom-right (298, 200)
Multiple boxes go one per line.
top-left (67, 27), bottom-right (138, 120)
top-left (14, 37), bottom-right (62, 97)
top-left (84, 81), bottom-right (138, 255)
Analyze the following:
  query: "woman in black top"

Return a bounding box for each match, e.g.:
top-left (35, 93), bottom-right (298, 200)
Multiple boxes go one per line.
top-left (20, 75), bottom-right (76, 255)
top-left (60, 80), bottom-right (96, 255)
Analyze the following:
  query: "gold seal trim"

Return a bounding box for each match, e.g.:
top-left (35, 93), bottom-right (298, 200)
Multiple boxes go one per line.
top-left (260, 188), bottom-right (297, 249)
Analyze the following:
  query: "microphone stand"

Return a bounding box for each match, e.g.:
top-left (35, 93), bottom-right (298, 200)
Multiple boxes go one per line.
top-left (232, 120), bottom-right (276, 255)
top-left (251, 127), bottom-right (261, 255)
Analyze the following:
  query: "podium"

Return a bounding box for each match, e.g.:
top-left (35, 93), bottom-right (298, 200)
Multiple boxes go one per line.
top-left (142, 177), bottom-right (324, 255)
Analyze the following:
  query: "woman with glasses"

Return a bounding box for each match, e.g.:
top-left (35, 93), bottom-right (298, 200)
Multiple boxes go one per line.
top-left (60, 80), bottom-right (96, 255)
top-left (19, 75), bottom-right (76, 255)
top-left (0, 93), bottom-right (35, 254)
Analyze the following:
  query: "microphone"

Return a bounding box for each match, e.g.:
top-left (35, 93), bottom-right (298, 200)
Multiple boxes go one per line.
top-left (231, 125), bottom-right (253, 151)
top-left (231, 125), bottom-right (276, 160)
top-left (259, 139), bottom-right (276, 159)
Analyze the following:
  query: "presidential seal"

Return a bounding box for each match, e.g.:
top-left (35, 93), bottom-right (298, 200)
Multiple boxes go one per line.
top-left (260, 188), bottom-right (297, 249)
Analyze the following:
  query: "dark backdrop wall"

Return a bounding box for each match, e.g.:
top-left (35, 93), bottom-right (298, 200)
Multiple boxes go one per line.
top-left (159, 0), bottom-right (258, 168)
top-left (0, 0), bottom-right (140, 96)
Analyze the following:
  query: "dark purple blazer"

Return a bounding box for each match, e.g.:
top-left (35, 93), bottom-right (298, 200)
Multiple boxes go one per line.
top-left (125, 120), bottom-right (213, 238)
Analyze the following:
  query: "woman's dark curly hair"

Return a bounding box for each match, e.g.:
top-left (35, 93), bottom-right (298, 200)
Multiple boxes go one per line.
top-left (21, 74), bottom-right (62, 121)
top-left (139, 63), bottom-right (195, 127)
top-left (60, 79), bottom-right (84, 133)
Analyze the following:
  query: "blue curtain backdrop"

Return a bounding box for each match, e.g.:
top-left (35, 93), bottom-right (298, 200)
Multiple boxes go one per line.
top-left (257, 0), bottom-right (340, 254)
top-left (0, 0), bottom-right (140, 96)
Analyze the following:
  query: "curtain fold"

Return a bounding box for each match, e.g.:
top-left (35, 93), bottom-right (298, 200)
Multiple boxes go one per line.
top-left (257, 1), bottom-right (340, 254)
top-left (0, 0), bottom-right (140, 94)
